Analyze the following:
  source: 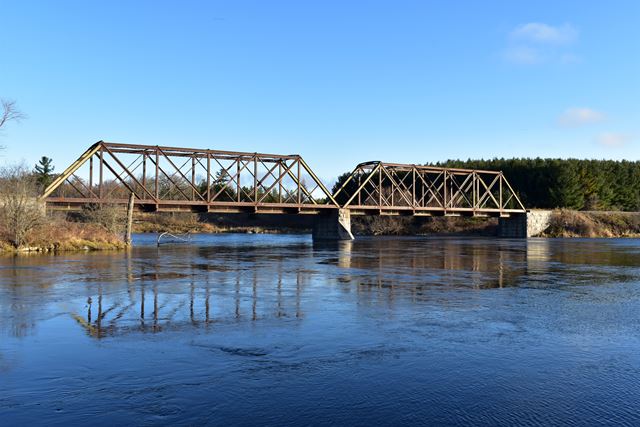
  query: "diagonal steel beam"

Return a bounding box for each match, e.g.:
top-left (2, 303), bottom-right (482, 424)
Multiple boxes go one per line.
top-left (102, 144), bottom-right (157, 201)
top-left (156, 147), bottom-right (206, 202)
top-left (41, 141), bottom-right (103, 198)
top-left (343, 163), bottom-right (382, 207)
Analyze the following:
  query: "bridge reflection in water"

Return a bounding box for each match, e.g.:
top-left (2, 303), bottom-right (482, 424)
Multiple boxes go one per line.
top-left (5, 236), bottom-right (638, 340)
top-left (75, 263), bottom-right (309, 338)
top-left (66, 238), bottom-right (556, 338)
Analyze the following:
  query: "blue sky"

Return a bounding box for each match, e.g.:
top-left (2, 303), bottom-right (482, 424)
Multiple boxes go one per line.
top-left (1, 0), bottom-right (638, 182)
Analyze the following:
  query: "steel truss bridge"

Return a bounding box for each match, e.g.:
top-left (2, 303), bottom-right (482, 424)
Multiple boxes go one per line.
top-left (42, 141), bottom-right (526, 217)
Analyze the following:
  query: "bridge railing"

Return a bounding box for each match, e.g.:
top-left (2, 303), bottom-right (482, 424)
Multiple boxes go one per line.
top-left (42, 141), bottom-right (339, 213)
top-left (332, 161), bottom-right (526, 215)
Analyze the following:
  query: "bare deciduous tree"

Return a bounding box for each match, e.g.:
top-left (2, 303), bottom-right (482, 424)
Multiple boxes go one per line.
top-left (0, 99), bottom-right (26, 151)
top-left (0, 99), bottom-right (26, 130)
top-left (0, 165), bottom-right (45, 247)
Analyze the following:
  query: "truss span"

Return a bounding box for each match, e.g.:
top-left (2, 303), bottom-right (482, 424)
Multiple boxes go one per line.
top-left (42, 141), bottom-right (339, 214)
top-left (332, 161), bottom-right (526, 216)
top-left (42, 142), bottom-right (526, 217)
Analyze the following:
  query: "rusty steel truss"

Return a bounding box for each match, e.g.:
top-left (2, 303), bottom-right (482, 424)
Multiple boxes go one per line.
top-left (42, 141), bottom-right (339, 213)
top-left (332, 161), bottom-right (526, 216)
top-left (42, 142), bottom-right (526, 217)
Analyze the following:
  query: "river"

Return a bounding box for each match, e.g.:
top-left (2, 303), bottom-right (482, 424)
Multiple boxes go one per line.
top-left (1, 234), bottom-right (640, 425)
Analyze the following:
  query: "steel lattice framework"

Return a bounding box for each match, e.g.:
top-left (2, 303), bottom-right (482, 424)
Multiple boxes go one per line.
top-left (42, 142), bottom-right (526, 216)
top-left (332, 161), bottom-right (526, 216)
top-left (43, 141), bottom-right (339, 213)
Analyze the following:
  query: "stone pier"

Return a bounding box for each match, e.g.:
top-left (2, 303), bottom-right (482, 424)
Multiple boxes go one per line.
top-left (312, 209), bottom-right (354, 241)
top-left (498, 210), bottom-right (552, 238)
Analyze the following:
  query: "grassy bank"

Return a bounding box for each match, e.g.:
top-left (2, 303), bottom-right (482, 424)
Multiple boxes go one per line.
top-left (0, 219), bottom-right (126, 254)
top-left (543, 210), bottom-right (640, 238)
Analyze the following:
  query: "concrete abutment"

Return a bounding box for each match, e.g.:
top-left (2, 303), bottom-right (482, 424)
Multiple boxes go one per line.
top-left (498, 210), bottom-right (552, 238)
top-left (312, 209), bottom-right (354, 241)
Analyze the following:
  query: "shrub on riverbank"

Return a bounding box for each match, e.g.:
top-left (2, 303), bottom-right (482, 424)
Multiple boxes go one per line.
top-left (0, 165), bottom-right (126, 253)
top-left (0, 165), bottom-right (45, 247)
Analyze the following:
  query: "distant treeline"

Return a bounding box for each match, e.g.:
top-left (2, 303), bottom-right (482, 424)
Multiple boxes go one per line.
top-left (433, 159), bottom-right (640, 211)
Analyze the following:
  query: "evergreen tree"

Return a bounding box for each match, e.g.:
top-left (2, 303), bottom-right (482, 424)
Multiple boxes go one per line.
top-left (212, 167), bottom-right (236, 201)
top-left (214, 168), bottom-right (230, 186)
top-left (549, 161), bottom-right (584, 209)
top-left (34, 156), bottom-right (55, 188)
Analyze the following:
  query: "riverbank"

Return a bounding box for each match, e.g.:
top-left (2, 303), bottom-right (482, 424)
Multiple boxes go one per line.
top-left (0, 219), bottom-right (126, 254)
top-left (3, 209), bottom-right (639, 254)
top-left (542, 209), bottom-right (640, 237)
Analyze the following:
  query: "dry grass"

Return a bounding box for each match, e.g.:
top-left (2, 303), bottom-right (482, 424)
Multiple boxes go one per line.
top-left (0, 217), bottom-right (125, 253)
top-left (545, 210), bottom-right (602, 237)
top-left (544, 209), bottom-right (640, 238)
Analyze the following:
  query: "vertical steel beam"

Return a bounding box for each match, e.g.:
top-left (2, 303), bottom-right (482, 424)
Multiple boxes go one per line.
top-left (278, 161), bottom-right (282, 203)
top-left (99, 148), bottom-right (104, 199)
top-left (378, 166), bottom-right (382, 207)
top-left (499, 173), bottom-right (503, 210)
top-left (421, 171), bottom-right (425, 207)
top-left (142, 154), bottom-right (147, 198)
top-left (206, 153), bottom-right (211, 203)
top-left (391, 169), bottom-right (395, 207)
top-left (155, 148), bottom-right (159, 200)
top-left (89, 156), bottom-right (93, 192)
top-left (472, 172), bottom-right (476, 210)
top-left (191, 156), bottom-right (196, 201)
top-left (254, 155), bottom-right (258, 204)
top-left (443, 171), bottom-right (448, 210)
top-left (237, 159), bottom-right (241, 202)
top-left (412, 167), bottom-right (416, 207)
top-left (297, 158), bottom-right (301, 205)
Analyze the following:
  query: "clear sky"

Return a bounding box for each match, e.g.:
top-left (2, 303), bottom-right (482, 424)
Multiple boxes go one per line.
top-left (1, 0), bottom-right (638, 182)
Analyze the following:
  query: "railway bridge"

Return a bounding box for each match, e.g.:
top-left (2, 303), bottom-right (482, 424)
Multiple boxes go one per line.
top-left (42, 141), bottom-right (529, 239)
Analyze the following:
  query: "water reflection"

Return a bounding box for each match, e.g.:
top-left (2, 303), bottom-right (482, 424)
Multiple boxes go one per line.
top-left (2, 235), bottom-right (639, 341)
top-left (5, 234), bottom-right (640, 427)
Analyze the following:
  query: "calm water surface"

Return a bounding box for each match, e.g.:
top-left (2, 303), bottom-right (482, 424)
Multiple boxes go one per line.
top-left (1, 234), bottom-right (640, 426)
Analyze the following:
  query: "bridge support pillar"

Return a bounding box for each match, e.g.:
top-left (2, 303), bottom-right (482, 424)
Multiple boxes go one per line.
top-left (313, 209), bottom-right (354, 241)
top-left (498, 210), bottom-right (552, 238)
